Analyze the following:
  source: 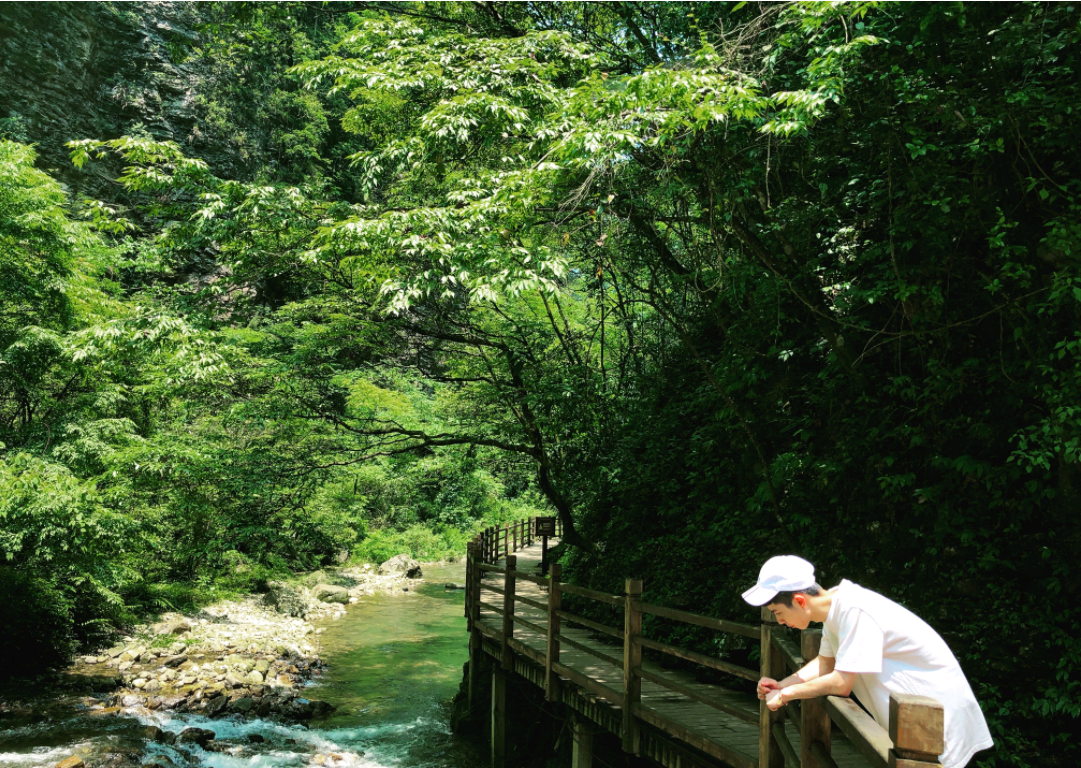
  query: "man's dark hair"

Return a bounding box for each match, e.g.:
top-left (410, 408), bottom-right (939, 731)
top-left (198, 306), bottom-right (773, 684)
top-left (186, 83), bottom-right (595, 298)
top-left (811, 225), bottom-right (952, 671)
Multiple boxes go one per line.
top-left (769, 584), bottom-right (823, 608)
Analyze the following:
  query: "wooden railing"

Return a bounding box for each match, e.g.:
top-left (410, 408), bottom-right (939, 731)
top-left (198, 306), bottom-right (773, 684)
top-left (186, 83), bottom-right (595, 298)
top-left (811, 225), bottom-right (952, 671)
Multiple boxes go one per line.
top-left (465, 530), bottom-right (945, 768)
top-left (760, 609), bottom-right (944, 768)
top-left (468, 516), bottom-right (563, 566)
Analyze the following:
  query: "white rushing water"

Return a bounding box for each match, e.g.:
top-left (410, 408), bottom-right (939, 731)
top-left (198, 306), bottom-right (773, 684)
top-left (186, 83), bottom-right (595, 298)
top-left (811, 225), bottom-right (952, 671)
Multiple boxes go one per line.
top-left (0, 564), bottom-right (484, 768)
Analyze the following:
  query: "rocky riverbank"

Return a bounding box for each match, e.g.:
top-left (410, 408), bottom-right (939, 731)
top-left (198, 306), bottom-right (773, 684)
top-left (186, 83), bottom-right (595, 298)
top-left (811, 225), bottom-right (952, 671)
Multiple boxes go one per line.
top-left (66, 556), bottom-right (428, 721)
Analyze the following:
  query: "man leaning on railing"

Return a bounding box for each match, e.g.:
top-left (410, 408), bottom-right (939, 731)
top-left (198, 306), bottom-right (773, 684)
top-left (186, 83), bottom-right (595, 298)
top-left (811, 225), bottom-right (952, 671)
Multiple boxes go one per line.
top-left (742, 556), bottom-right (993, 768)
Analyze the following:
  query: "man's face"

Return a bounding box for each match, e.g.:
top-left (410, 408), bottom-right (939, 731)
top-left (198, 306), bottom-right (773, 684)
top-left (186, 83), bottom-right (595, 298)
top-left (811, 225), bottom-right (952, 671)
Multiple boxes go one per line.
top-left (766, 595), bottom-right (812, 629)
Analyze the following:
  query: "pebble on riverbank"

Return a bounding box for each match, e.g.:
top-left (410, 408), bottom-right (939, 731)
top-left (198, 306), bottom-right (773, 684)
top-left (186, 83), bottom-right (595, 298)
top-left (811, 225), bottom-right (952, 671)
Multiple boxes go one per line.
top-left (68, 558), bottom-right (426, 720)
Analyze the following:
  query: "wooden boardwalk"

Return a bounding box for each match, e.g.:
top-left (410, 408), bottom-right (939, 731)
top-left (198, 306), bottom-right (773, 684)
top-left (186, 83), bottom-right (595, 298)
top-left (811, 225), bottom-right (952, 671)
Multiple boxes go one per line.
top-left (465, 519), bottom-right (944, 768)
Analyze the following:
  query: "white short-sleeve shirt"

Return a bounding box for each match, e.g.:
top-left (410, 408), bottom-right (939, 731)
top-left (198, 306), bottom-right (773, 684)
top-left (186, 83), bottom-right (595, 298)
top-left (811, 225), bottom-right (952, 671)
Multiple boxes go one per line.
top-left (819, 580), bottom-right (993, 768)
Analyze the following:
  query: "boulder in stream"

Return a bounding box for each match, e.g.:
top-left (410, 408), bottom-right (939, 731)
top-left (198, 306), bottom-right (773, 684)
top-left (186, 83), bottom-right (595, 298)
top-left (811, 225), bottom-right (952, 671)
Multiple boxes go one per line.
top-left (311, 584), bottom-right (349, 604)
top-left (151, 618), bottom-right (192, 636)
top-left (262, 583), bottom-right (309, 618)
top-left (378, 554), bottom-right (422, 579)
top-left (176, 727), bottom-right (215, 748)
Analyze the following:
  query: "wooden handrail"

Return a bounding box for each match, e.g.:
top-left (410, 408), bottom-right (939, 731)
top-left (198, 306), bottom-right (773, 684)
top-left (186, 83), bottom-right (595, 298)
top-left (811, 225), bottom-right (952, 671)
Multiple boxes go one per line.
top-left (824, 696), bottom-right (890, 768)
top-left (638, 665), bottom-right (758, 724)
top-left (560, 582), bottom-right (623, 606)
top-left (641, 602), bottom-right (760, 639)
top-left (638, 636), bottom-right (759, 682)
top-left (555, 608), bottom-right (623, 640)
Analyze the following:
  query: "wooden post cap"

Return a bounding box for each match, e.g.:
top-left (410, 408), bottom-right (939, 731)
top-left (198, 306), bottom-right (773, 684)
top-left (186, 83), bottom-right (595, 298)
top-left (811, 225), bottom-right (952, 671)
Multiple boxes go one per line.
top-left (761, 606), bottom-right (778, 624)
top-left (889, 693), bottom-right (944, 757)
top-left (801, 628), bottom-right (822, 661)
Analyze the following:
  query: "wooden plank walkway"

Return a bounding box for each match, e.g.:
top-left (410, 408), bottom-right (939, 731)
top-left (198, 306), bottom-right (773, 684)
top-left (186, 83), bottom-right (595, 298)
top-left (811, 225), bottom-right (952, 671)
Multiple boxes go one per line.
top-left (477, 538), bottom-right (873, 768)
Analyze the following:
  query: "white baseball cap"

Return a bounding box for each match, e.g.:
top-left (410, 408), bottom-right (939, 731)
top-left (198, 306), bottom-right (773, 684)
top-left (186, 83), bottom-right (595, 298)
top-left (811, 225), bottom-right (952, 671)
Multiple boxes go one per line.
top-left (741, 555), bottom-right (817, 606)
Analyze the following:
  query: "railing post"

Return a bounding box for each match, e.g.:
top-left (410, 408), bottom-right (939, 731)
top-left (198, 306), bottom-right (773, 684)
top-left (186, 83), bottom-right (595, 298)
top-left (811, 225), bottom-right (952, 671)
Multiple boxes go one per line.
top-left (801, 628), bottom-right (831, 767)
top-left (622, 578), bottom-right (643, 755)
top-left (491, 667), bottom-right (506, 768)
top-left (889, 693), bottom-right (944, 768)
top-left (545, 563), bottom-right (562, 702)
top-left (502, 555), bottom-right (516, 670)
top-left (465, 542), bottom-right (475, 623)
top-left (503, 523), bottom-right (509, 560)
top-left (759, 608), bottom-right (786, 768)
top-left (572, 714), bottom-right (594, 768)
top-left (512, 520), bottom-right (518, 552)
top-left (471, 543), bottom-right (483, 627)
top-left (467, 542), bottom-right (481, 709)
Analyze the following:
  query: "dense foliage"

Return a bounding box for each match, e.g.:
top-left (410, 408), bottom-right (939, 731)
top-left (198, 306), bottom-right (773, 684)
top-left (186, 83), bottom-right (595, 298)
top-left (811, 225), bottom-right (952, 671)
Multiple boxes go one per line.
top-left (2, 2), bottom-right (1079, 764)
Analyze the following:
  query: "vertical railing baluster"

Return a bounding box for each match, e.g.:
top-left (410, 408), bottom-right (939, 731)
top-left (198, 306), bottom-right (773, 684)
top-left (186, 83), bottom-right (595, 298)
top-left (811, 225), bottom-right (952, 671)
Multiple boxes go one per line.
top-left (759, 608), bottom-right (786, 768)
top-left (622, 578), bottom-right (643, 754)
top-left (801, 628), bottom-right (831, 767)
top-left (502, 555), bottom-right (516, 670)
top-left (545, 563), bottom-right (561, 702)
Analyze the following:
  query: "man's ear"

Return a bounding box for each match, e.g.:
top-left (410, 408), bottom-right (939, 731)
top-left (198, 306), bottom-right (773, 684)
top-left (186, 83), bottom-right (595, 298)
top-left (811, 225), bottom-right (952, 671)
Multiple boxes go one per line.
top-left (793, 593), bottom-right (807, 609)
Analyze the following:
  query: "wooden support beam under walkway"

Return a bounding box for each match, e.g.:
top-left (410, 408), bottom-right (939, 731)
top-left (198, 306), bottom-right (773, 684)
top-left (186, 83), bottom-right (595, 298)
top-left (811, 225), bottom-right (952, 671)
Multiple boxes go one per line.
top-left (465, 518), bottom-right (946, 768)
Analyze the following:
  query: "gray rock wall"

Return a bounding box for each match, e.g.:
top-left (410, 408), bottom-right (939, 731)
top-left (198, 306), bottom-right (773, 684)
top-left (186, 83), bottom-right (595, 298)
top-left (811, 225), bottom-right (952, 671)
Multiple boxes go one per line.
top-left (0, 2), bottom-right (222, 199)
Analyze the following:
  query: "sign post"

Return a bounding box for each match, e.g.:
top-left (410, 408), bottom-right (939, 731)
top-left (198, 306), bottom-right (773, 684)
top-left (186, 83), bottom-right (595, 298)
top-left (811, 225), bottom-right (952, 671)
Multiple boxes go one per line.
top-left (536, 516), bottom-right (557, 575)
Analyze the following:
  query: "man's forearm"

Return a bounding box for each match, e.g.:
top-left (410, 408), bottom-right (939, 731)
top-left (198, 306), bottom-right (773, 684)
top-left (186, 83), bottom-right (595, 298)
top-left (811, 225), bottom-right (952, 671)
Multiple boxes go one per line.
top-left (776, 656), bottom-right (823, 688)
top-left (780, 670), bottom-right (854, 703)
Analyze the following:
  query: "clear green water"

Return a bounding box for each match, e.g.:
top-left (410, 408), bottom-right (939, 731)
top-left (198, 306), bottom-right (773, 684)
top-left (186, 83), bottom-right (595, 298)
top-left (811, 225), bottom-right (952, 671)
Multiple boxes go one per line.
top-left (0, 564), bottom-right (485, 768)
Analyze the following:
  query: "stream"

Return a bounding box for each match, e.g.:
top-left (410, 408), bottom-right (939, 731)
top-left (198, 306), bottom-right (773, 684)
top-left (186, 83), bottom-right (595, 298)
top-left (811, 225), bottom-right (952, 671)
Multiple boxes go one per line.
top-left (0, 564), bottom-right (485, 768)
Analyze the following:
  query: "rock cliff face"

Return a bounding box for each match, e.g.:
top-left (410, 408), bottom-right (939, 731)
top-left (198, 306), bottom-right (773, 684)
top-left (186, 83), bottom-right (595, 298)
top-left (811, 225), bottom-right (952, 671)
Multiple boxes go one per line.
top-left (0, 2), bottom-right (220, 198)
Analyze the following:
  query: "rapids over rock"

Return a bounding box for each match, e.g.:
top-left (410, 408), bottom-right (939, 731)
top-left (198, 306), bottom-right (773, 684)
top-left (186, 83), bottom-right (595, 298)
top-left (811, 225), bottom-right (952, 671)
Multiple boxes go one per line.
top-left (0, 564), bottom-right (484, 768)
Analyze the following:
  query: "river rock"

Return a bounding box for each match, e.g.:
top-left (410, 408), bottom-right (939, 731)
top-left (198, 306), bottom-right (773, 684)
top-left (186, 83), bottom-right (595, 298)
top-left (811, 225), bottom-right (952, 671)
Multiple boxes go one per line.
top-left (141, 725), bottom-right (165, 743)
top-left (245, 670), bottom-right (264, 685)
top-left (151, 618), bottom-right (192, 636)
top-left (299, 570), bottom-right (329, 588)
top-left (176, 727), bottom-right (215, 748)
top-left (444, 582), bottom-right (463, 590)
top-left (378, 554), bottom-right (422, 578)
top-left (311, 584), bottom-right (350, 604)
top-left (56, 757), bottom-right (84, 768)
top-left (262, 584), bottom-right (309, 618)
top-left (229, 696), bottom-right (255, 713)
